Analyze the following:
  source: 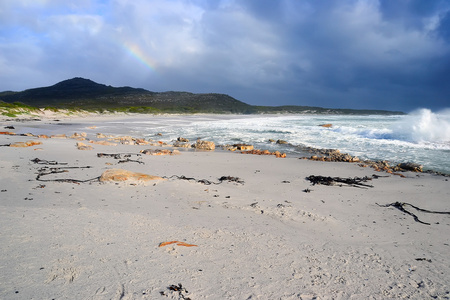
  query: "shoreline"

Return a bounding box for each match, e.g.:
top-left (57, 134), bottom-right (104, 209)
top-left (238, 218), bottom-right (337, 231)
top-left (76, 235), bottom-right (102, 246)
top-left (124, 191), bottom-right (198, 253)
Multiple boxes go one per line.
top-left (1, 113), bottom-right (448, 177)
top-left (1, 115), bottom-right (450, 298)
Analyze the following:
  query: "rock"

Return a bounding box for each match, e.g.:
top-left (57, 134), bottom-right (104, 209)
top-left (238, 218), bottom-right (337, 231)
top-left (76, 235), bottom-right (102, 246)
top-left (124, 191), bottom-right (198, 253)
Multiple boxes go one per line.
top-left (70, 132), bottom-right (87, 139)
top-left (37, 134), bottom-right (49, 139)
top-left (233, 144), bottom-right (254, 151)
top-left (173, 141), bottom-right (191, 148)
top-left (268, 139), bottom-right (276, 143)
top-left (135, 138), bottom-right (150, 145)
top-left (222, 145), bottom-right (237, 151)
top-left (276, 139), bottom-right (288, 144)
top-left (319, 124), bottom-right (333, 128)
top-left (76, 142), bottom-right (93, 150)
top-left (398, 162), bottom-right (423, 172)
top-left (99, 169), bottom-right (166, 182)
top-left (240, 149), bottom-right (286, 158)
top-left (50, 134), bottom-right (67, 139)
top-left (193, 140), bottom-right (215, 150)
top-left (89, 140), bottom-right (117, 146)
top-left (177, 137), bottom-right (189, 142)
top-left (140, 149), bottom-right (172, 155)
top-left (97, 133), bottom-right (107, 139)
top-left (10, 140), bottom-right (42, 147)
top-left (273, 151), bottom-right (286, 158)
top-left (351, 156), bottom-right (360, 163)
top-left (0, 131), bottom-right (15, 135)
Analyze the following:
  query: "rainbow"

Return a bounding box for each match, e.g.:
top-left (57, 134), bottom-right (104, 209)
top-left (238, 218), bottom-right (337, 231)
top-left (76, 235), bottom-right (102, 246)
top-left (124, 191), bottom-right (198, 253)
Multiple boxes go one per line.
top-left (122, 41), bottom-right (157, 72)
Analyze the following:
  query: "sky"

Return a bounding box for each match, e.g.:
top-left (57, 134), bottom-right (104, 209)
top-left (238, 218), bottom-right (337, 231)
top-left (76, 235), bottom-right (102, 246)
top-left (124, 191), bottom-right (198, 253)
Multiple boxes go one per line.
top-left (1, 0), bottom-right (450, 112)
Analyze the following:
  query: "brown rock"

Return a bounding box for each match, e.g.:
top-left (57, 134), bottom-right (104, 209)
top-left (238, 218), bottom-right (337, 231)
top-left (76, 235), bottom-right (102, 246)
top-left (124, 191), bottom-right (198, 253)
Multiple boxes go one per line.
top-left (273, 151), bottom-right (286, 158)
top-left (89, 140), bottom-right (117, 146)
top-left (140, 149), bottom-right (172, 155)
top-left (99, 169), bottom-right (166, 182)
top-left (51, 134), bottom-right (67, 139)
top-left (135, 138), bottom-right (150, 145)
top-left (233, 144), bottom-right (254, 151)
top-left (319, 124), bottom-right (333, 128)
top-left (10, 140), bottom-right (42, 147)
top-left (173, 141), bottom-right (191, 148)
top-left (276, 140), bottom-right (288, 144)
top-left (193, 140), bottom-right (215, 150)
top-left (70, 132), bottom-right (87, 139)
top-left (77, 142), bottom-right (93, 150)
top-left (0, 131), bottom-right (15, 135)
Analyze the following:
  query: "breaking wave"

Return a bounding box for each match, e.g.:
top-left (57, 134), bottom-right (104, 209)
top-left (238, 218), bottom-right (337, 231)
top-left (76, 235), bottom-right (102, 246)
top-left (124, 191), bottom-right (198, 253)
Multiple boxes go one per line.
top-left (393, 108), bottom-right (450, 145)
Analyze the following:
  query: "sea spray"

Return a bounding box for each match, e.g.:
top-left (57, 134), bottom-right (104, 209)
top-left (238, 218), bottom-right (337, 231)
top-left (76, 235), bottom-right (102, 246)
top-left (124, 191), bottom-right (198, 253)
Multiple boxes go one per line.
top-left (393, 109), bottom-right (450, 144)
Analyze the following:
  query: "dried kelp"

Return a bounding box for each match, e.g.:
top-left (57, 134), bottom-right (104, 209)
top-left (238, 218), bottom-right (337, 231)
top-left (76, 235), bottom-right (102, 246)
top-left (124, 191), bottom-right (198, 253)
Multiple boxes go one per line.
top-left (218, 176), bottom-right (244, 184)
top-left (376, 202), bottom-right (450, 225)
top-left (306, 175), bottom-right (374, 188)
top-left (160, 284), bottom-right (191, 300)
top-left (97, 153), bottom-right (144, 164)
top-left (33, 157), bottom-right (98, 183)
top-left (36, 166), bottom-right (99, 183)
top-left (31, 158), bottom-right (67, 165)
top-left (167, 175), bottom-right (244, 185)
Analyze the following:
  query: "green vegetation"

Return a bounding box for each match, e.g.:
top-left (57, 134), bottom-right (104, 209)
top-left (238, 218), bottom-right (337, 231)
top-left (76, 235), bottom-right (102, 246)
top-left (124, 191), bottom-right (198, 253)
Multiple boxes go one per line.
top-left (0, 101), bottom-right (40, 117)
top-left (0, 78), bottom-right (405, 115)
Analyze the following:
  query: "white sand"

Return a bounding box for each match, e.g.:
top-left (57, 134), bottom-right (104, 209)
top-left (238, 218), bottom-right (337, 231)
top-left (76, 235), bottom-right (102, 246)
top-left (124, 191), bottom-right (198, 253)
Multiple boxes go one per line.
top-left (1, 116), bottom-right (450, 299)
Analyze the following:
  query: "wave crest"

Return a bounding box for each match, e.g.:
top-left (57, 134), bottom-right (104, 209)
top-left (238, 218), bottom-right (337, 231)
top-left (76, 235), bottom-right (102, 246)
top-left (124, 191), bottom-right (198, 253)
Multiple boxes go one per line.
top-left (393, 108), bottom-right (450, 143)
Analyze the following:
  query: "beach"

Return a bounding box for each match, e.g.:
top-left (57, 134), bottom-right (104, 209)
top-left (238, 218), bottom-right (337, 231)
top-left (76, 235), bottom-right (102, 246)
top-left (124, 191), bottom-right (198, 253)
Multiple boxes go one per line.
top-left (1, 115), bottom-right (450, 299)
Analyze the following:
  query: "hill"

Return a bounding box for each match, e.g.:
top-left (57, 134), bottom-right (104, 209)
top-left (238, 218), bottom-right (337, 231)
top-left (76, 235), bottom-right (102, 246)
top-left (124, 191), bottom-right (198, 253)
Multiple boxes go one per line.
top-left (0, 78), bottom-right (404, 115)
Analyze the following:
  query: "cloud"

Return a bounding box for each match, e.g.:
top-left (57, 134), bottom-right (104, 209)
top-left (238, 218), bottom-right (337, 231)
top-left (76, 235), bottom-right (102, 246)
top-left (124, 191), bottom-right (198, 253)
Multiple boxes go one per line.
top-left (0, 0), bottom-right (449, 111)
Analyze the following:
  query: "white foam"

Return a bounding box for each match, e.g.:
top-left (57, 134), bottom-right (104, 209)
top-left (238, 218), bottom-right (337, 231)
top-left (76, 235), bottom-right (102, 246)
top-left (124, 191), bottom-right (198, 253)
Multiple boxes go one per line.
top-left (393, 108), bottom-right (450, 143)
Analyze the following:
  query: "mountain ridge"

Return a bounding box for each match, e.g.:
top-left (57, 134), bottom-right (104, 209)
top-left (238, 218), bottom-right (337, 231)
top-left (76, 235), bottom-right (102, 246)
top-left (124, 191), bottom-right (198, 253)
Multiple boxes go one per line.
top-left (0, 78), bottom-right (404, 115)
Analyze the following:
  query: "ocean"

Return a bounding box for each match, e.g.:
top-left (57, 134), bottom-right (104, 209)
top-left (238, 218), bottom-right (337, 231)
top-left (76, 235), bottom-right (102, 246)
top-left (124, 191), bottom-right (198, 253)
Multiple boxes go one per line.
top-left (17, 108), bottom-right (450, 174)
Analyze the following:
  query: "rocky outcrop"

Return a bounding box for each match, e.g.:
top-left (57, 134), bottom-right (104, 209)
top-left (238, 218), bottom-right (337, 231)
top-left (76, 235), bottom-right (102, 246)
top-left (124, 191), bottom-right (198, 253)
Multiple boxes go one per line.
top-left (99, 169), bottom-right (166, 182)
top-left (397, 162), bottom-right (423, 172)
top-left (241, 149), bottom-right (286, 158)
top-left (302, 147), bottom-right (425, 175)
top-left (302, 149), bottom-right (360, 163)
top-left (140, 149), bottom-right (180, 156)
top-left (51, 134), bottom-right (67, 139)
top-left (173, 141), bottom-right (191, 148)
top-left (89, 140), bottom-right (117, 146)
top-left (193, 140), bottom-right (215, 150)
top-left (76, 142), bottom-right (93, 150)
top-left (10, 140), bottom-right (42, 147)
top-left (70, 132), bottom-right (87, 139)
top-left (177, 137), bottom-right (189, 142)
top-left (276, 140), bottom-right (288, 144)
top-left (233, 144), bottom-right (254, 151)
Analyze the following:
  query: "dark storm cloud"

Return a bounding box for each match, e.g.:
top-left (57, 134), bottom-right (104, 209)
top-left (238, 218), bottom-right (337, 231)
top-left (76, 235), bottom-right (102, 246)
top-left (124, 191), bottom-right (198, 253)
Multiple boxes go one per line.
top-left (0, 0), bottom-right (449, 112)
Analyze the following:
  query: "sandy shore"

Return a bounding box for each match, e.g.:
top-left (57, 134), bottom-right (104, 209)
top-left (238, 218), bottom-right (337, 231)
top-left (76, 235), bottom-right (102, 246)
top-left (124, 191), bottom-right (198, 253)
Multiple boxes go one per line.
top-left (1, 116), bottom-right (450, 299)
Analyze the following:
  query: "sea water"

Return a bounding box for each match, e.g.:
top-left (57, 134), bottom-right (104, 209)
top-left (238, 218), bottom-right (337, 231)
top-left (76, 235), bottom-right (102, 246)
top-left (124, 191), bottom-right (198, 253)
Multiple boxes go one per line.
top-left (92, 108), bottom-right (449, 174)
top-left (16, 108), bottom-right (450, 174)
